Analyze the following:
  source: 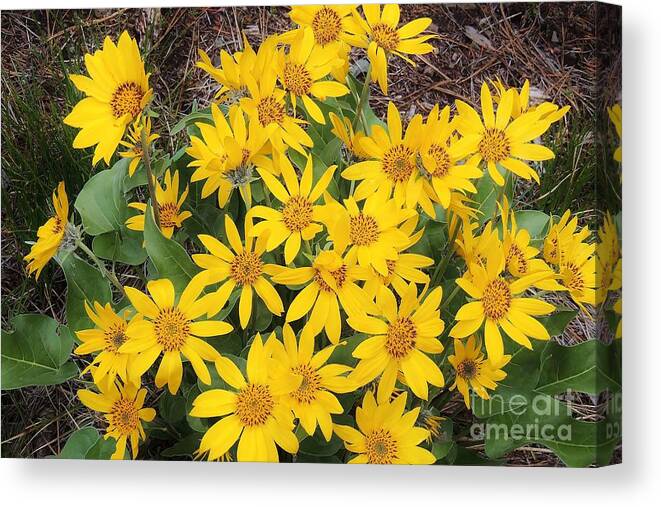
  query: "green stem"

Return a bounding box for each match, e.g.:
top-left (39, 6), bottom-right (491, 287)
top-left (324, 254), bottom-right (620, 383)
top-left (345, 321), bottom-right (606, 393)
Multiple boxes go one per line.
top-left (141, 126), bottom-right (161, 230)
top-left (430, 223), bottom-right (460, 287)
top-left (76, 240), bottom-right (126, 298)
top-left (352, 66), bottom-right (372, 133)
top-left (262, 180), bottom-right (272, 207)
top-left (303, 239), bottom-right (313, 258)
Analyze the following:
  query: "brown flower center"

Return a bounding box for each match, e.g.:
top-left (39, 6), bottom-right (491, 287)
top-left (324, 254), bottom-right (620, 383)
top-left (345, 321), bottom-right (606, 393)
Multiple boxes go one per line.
top-left (154, 308), bottom-right (190, 352)
top-left (349, 213), bottom-right (380, 246)
top-left (282, 195), bottom-right (314, 232)
top-left (158, 202), bottom-right (179, 229)
top-left (290, 364), bottom-right (322, 404)
top-left (257, 95), bottom-right (285, 126)
top-left (482, 278), bottom-right (512, 320)
top-left (110, 82), bottom-right (144, 120)
top-left (456, 359), bottom-right (478, 379)
top-left (230, 251), bottom-right (263, 286)
top-left (385, 317), bottom-right (417, 359)
top-left (382, 144), bottom-right (416, 183)
top-left (427, 143), bottom-right (452, 178)
top-left (365, 428), bottom-right (398, 464)
top-left (311, 7), bottom-right (342, 46)
top-left (109, 398), bottom-right (140, 435)
top-left (371, 23), bottom-right (400, 51)
top-left (104, 322), bottom-right (128, 353)
top-left (314, 264), bottom-right (348, 292)
top-left (283, 63), bottom-right (313, 97)
top-left (478, 128), bottom-right (511, 163)
top-left (235, 383), bottom-right (274, 427)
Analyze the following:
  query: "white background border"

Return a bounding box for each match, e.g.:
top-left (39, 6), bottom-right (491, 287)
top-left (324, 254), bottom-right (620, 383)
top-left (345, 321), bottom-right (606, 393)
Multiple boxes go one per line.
top-left (2, 0), bottom-right (659, 504)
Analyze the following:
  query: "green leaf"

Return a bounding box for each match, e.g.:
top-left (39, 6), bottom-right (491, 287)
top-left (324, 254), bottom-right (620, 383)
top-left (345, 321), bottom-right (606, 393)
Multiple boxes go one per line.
top-left (143, 203), bottom-right (199, 293)
top-left (472, 341), bottom-right (546, 419)
top-left (1, 314), bottom-right (77, 389)
top-left (298, 429), bottom-right (343, 457)
top-left (57, 427), bottom-right (116, 459)
top-left (431, 418), bottom-right (455, 460)
top-left (481, 393), bottom-right (619, 467)
top-left (161, 433), bottom-right (201, 458)
top-left (57, 252), bottom-right (112, 332)
top-left (158, 393), bottom-right (187, 423)
top-left (474, 168), bottom-right (513, 224)
top-left (512, 210), bottom-right (550, 241)
top-left (538, 309), bottom-right (578, 337)
top-left (92, 227), bottom-right (148, 266)
top-left (536, 340), bottom-right (621, 396)
top-left (74, 159), bottom-right (128, 235)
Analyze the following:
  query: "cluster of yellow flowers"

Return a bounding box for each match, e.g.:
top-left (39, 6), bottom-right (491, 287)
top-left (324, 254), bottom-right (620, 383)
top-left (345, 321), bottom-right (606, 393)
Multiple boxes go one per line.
top-left (23, 5), bottom-right (619, 464)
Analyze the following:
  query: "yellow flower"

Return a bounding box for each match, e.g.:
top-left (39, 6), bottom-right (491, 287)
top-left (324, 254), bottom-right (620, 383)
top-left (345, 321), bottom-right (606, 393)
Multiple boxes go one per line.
top-left (249, 153), bottom-right (336, 264)
top-left (118, 116), bottom-right (159, 177)
top-left (24, 181), bottom-right (69, 279)
top-left (608, 103), bottom-right (622, 163)
top-left (351, 4), bottom-right (435, 94)
top-left (272, 248), bottom-right (375, 344)
top-left (418, 104), bottom-right (483, 211)
top-left (325, 186), bottom-right (416, 276)
top-left (342, 102), bottom-right (423, 209)
top-left (78, 380), bottom-right (155, 460)
top-left (74, 302), bottom-right (143, 387)
top-left (334, 391), bottom-right (436, 464)
top-left (543, 209), bottom-right (590, 266)
top-left (288, 5), bottom-right (360, 82)
top-left (191, 334), bottom-right (301, 462)
top-left (265, 324), bottom-right (354, 440)
top-left (596, 212), bottom-right (621, 305)
top-left (276, 27), bottom-right (349, 124)
top-left (196, 34), bottom-right (265, 103)
top-left (448, 336), bottom-right (510, 409)
top-left (186, 104), bottom-right (272, 207)
top-left (192, 215), bottom-right (284, 328)
top-left (491, 78), bottom-right (570, 125)
top-left (126, 169), bottom-right (191, 239)
top-left (120, 276), bottom-right (233, 394)
top-left (498, 197), bottom-right (563, 291)
top-left (347, 284), bottom-right (445, 403)
top-left (240, 63), bottom-right (313, 156)
top-left (329, 112), bottom-right (369, 159)
top-left (361, 215), bottom-right (433, 300)
top-left (454, 220), bottom-right (500, 269)
top-left (64, 31), bottom-right (152, 165)
top-left (289, 4), bottom-right (360, 51)
top-left (450, 249), bottom-right (555, 360)
top-left (558, 236), bottom-right (597, 311)
top-left (454, 82), bottom-right (556, 186)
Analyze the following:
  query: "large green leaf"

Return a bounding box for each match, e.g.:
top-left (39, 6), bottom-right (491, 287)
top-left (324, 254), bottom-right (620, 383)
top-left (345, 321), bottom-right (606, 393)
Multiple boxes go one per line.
top-left (57, 251), bottom-right (112, 332)
top-left (57, 427), bottom-right (116, 459)
top-left (536, 340), bottom-right (621, 396)
top-left (92, 226), bottom-right (148, 266)
top-left (513, 210), bottom-right (550, 241)
top-left (474, 168), bottom-right (513, 224)
top-left (481, 393), bottom-right (619, 467)
top-left (74, 159), bottom-right (128, 235)
top-left (1, 314), bottom-right (78, 390)
top-left (143, 203), bottom-right (199, 293)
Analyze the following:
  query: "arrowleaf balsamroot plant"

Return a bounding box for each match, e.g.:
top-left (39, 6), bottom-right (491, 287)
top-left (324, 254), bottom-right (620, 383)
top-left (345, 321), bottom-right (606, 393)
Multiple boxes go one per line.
top-left (8, 4), bottom-right (622, 466)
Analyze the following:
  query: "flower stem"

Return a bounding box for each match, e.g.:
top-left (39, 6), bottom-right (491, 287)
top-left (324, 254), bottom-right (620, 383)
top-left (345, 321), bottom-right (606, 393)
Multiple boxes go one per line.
top-left (76, 240), bottom-right (127, 298)
top-left (141, 126), bottom-right (161, 230)
top-left (430, 222), bottom-right (461, 288)
top-left (352, 66), bottom-right (372, 133)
